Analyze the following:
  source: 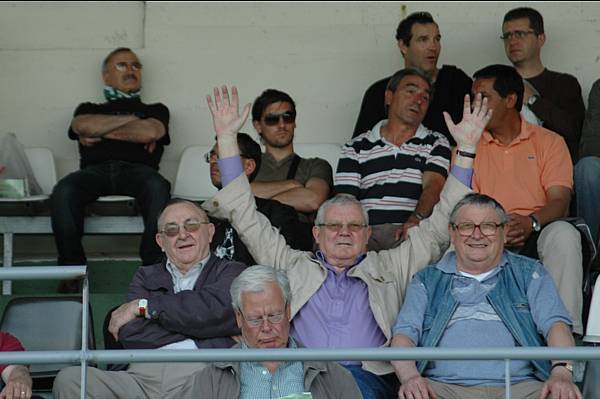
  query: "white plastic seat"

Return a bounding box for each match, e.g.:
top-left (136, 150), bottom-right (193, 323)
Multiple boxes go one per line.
top-left (173, 145), bottom-right (216, 201)
top-left (294, 143), bottom-right (342, 172)
top-left (0, 147), bottom-right (56, 202)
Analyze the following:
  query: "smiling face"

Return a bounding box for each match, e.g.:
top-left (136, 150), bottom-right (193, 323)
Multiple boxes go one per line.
top-left (312, 203), bottom-right (370, 269)
top-left (236, 281), bottom-right (291, 349)
top-left (399, 22), bottom-right (441, 75)
top-left (253, 101), bottom-right (296, 150)
top-left (385, 75), bottom-right (431, 128)
top-left (155, 202), bottom-right (215, 273)
top-left (502, 18), bottom-right (545, 66)
top-left (102, 50), bottom-right (142, 93)
top-left (450, 205), bottom-right (505, 274)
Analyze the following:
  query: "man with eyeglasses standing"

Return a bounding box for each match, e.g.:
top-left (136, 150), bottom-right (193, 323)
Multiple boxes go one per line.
top-left (179, 265), bottom-right (362, 398)
top-left (50, 47), bottom-right (171, 292)
top-left (335, 68), bottom-right (451, 250)
top-left (250, 89), bottom-right (333, 224)
top-left (502, 7), bottom-right (584, 162)
top-left (54, 198), bottom-right (246, 399)
top-left (203, 85), bottom-right (491, 399)
top-left (470, 64), bottom-right (583, 335)
top-left (391, 193), bottom-right (581, 399)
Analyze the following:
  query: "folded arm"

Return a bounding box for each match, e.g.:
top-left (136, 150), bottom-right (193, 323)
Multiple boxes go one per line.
top-left (71, 114), bottom-right (166, 143)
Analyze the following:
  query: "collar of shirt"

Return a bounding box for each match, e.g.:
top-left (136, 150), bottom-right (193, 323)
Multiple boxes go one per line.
top-left (261, 151), bottom-right (297, 167)
top-left (436, 250), bottom-right (510, 282)
top-left (165, 254), bottom-right (210, 293)
top-left (369, 120), bottom-right (432, 145)
top-left (482, 118), bottom-right (534, 147)
top-left (315, 250), bottom-right (366, 275)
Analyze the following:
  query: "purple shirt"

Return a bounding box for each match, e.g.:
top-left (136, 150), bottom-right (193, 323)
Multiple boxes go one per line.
top-left (290, 252), bottom-right (386, 365)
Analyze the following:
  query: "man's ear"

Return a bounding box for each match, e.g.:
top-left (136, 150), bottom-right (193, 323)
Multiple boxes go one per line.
top-left (506, 92), bottom-right (518, 109)
top-left (243, 158), bottom-right (257, 177)
top-left (253, 120), bottom-right (262, 134)
top-left (397, 39), bottom-right (408, 58)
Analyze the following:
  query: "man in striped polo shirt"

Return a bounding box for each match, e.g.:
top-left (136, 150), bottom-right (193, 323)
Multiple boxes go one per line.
top-left (335, 68), bottom-right (451, 250)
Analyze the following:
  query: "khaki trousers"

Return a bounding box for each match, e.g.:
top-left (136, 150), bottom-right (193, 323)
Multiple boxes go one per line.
top-left (52, 362), bottom-right (207, 399)
top-left (429, 379), bottom-right (545, 399)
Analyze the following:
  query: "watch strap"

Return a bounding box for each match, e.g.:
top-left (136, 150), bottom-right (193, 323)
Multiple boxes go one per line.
top-left (457, 150), bottom-right (476, 159)
top-left (551, 362), bottom-right (573, 373)
top-left (138, 299), bottom-right (148, 318)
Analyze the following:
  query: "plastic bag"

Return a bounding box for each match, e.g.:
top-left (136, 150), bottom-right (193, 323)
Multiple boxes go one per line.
top-left (0, 132), bottom-right (42, 197)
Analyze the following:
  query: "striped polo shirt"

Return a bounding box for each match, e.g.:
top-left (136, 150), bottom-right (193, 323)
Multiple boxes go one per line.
top-left (335, 120), bottom-right (450, 225)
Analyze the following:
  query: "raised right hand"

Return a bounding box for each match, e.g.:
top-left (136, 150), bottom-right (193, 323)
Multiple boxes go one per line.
top-left (206, 86), bottom-right (251, 138)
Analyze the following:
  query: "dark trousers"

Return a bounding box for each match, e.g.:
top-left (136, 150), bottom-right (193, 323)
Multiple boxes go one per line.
top-left (50, 161), bottom-right (171, 266)
top-left (343, 365), bottom-right (399, 399)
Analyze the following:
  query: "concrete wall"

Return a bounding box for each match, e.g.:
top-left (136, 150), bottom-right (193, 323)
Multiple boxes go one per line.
top-left (1, 1), bottom-right (599, 259)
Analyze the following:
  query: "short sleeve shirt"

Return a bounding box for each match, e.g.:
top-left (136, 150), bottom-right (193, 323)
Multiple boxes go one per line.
top-left (0, 332), bottom-right (25, 374)
top-left (472, 120), bottom-right (572, 215)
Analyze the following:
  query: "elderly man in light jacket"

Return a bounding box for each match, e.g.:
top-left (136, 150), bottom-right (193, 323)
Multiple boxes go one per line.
top-left (203, 86), bottom-right (491, 399)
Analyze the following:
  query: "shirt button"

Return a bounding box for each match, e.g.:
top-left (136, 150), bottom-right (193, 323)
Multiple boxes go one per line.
top-left (262, 370), bottom-right (268, 375)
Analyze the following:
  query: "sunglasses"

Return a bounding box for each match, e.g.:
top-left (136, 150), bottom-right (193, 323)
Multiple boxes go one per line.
top-left (159, 219), bottom-right (210, 237)
top-left (204, 150), bottom-right (251, 163)
top-left (262, 111), bottom-right (296, 126)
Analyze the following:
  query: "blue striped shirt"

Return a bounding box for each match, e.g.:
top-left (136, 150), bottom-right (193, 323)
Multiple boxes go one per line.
top-left (239, 338), bottom-right (306, 399)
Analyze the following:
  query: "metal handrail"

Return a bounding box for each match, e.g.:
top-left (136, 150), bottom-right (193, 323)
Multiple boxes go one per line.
top-left (0, 266), bottom-right (88, 398)
top-left (1, 267), bottom-right (598, 399)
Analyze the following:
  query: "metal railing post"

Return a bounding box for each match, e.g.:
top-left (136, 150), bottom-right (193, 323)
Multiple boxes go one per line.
top-left (505, 358), bottom-right (511, 399)
top-left (80, 274), bottom-right (89, 399)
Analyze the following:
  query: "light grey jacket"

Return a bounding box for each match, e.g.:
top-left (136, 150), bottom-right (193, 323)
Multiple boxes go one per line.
top-left (203, 173), bottom-right (470, 375)
top-left (177, 344), bottom-right (362, 399)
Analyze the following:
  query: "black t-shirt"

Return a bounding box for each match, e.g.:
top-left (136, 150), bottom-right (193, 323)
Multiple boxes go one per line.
top-left (68, 98), bottom-right (170, 169)
top-left (352, 65), bottom-right (473, 146)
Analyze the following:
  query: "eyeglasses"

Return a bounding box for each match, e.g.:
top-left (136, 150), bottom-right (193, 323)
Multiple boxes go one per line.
top-left (114, 61), bottom-right (143, 72)
top-left (500, 30), bottom-right (537, 41)
top-left (159, 219), bottom-right (210, 237)
top-left (317, 223), bottom-right (368, 233)
top-left (204, 150), bottom-right (251, 163)
top-left (241, 312), bottom-right (285, 328)
top-left (262, 111), bottom-right (296, 126)
top-left (451, 222), bottom-right (504, 237)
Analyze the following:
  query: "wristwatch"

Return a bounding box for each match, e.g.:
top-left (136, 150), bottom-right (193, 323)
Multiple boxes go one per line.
top-left (551, 362), bottom-right (574, 373)
top-left (529, 215), bottom-right (541, 232)
top-left (528, 94), bottom-right (539, 106)
top-left (138, 298), bottom-right (148, 318)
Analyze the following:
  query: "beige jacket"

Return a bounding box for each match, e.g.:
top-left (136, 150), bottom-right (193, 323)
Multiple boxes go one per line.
top-left (204, 173), bottom-right (470, 375)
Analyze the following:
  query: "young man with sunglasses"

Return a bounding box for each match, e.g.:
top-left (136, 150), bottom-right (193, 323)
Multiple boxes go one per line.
top-left (502, 7), bottom-right (584, 162)
top-left (50, 47), bottom-right (171, 292)
top-left (250, 89), bottom-right (333, 220)
top-left (352, 11), bottom-right (472, 146)
top-left (53, 199), bottom-right (246, 399)
top-left (391, 193), bottom-right (581, 399)
top-left (203, 85), bottom-right (491, 399)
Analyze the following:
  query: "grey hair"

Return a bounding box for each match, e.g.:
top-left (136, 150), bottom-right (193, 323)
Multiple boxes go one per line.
top-left (314, 194), bottom-right (369, 226)
top-left (102, 47), bottom-right (134, 73)
top-left (230, 265), bottom-right (291, 312)
top-left (449, 193), bottom-right (509, 225)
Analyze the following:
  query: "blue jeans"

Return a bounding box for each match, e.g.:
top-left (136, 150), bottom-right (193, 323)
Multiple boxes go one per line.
top-left (50, 161), bottom-right (171, 265)
top-left (343, 365), bottom-right (399, 399)
top-left (575, 156), bottom-right (600, 245)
